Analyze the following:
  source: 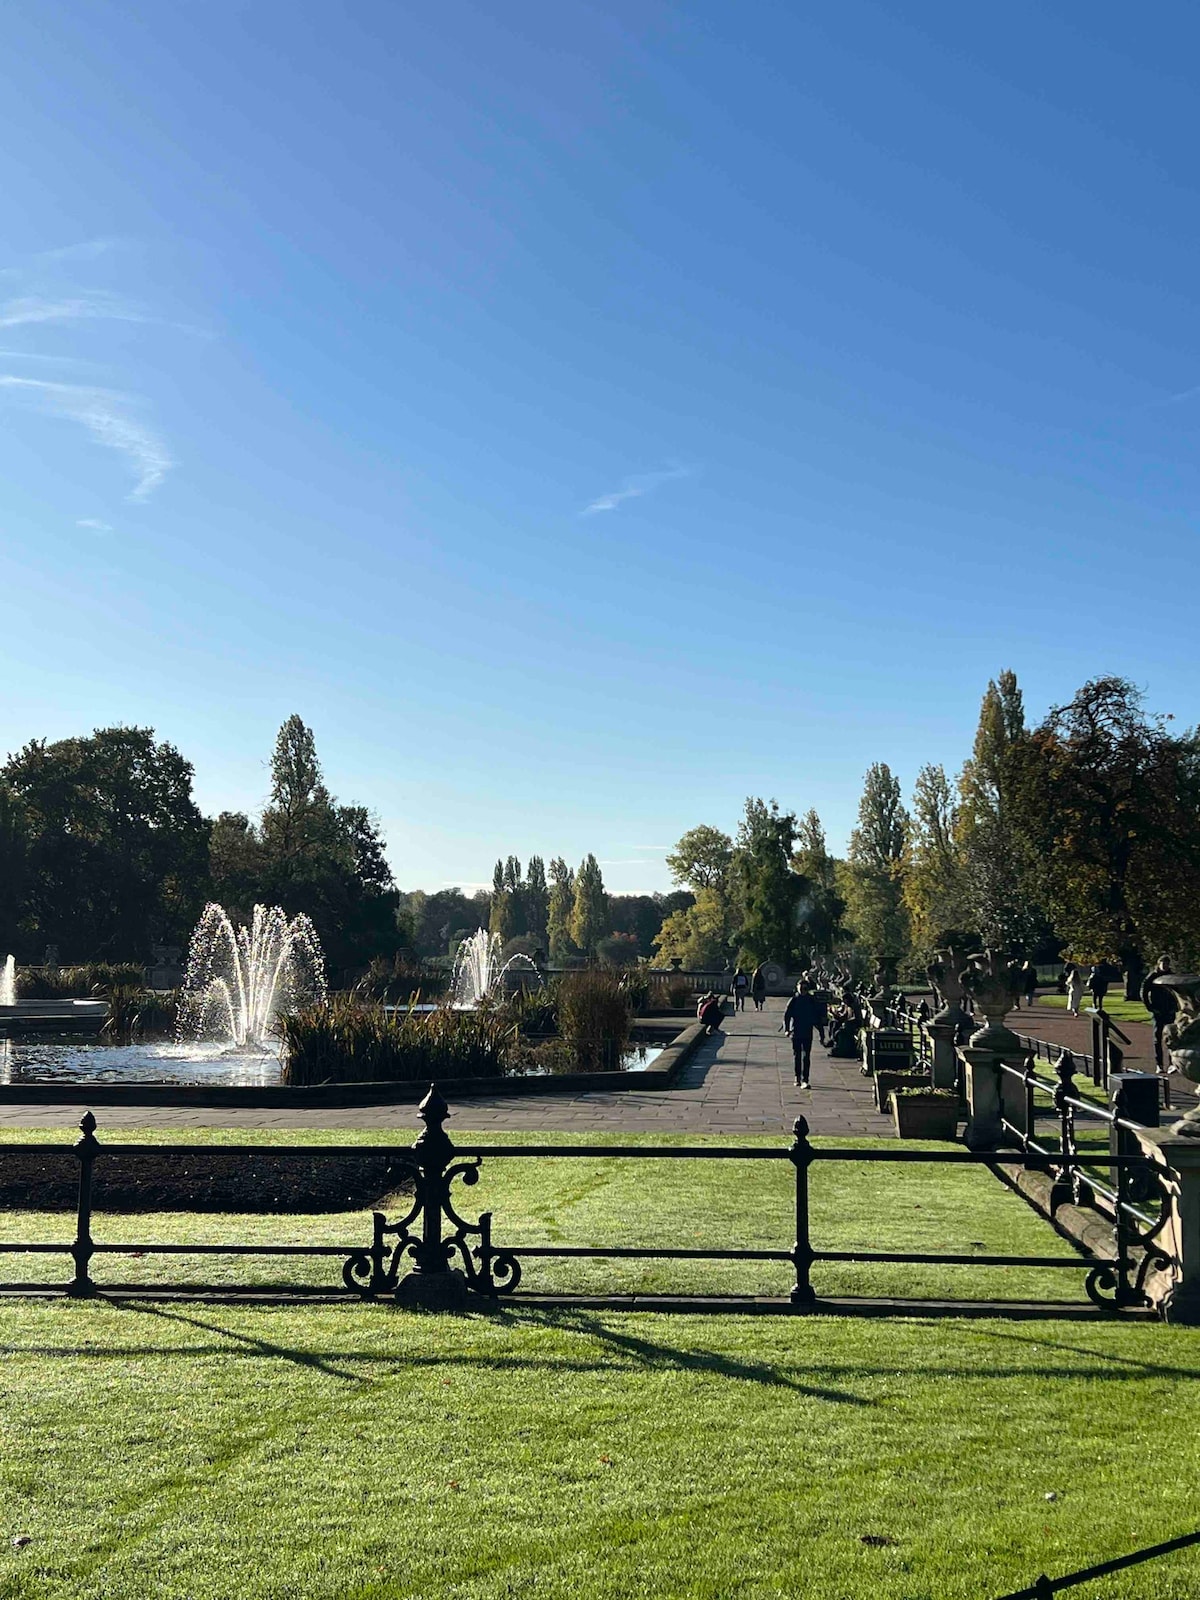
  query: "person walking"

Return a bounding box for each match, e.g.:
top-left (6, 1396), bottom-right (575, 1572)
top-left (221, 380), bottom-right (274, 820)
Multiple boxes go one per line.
top-left (1020, 960), bottom-right (1038, 1010)
top-left (1088, 962), bottom-right (1109, 1013)
top-left (732, 966), bottom-right (749, 1013)
top-left (751, 965), bottom-right (767, 1012)
top-left (1063, 960), bottom-right (1083, 1018)
top-left (783, 979), bottom-right (827, 1088)
top-left (1141, 954), bottom-right (1179, 1073)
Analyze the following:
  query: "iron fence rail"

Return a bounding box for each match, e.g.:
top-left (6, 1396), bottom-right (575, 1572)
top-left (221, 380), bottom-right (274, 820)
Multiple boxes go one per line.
top-left (0, 1096), bottom-right (1160, 1310)
top-left (993, 1528), bottom-right (1200, 1598)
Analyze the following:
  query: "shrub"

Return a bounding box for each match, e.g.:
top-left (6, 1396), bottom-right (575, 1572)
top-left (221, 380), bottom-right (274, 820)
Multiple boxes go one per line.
top-left (555, 968), bottom-right (633, 1073)
top-left (18, 962), bottom-right (145, 1000)
top-left (352, 955), bottom-right (448, 1003)
top-left (103, 987), bottom-right (178, 1039)
top-left (278, 996), bottom-right (513, 1086)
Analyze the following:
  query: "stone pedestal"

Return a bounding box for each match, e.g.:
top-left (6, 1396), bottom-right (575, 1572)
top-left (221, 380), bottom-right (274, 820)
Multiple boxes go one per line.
top-left (926, 1017), bottom-right (961, 1091)
top-left (959, 1047), bottom-right (1003, 1150)
top-left (1130, 1128), bottom-right (1200, 1323)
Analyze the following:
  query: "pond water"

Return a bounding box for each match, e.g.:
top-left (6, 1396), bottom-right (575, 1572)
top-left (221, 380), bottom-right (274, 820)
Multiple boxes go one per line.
top-left (0, 1038), bottom-right (664, 1086)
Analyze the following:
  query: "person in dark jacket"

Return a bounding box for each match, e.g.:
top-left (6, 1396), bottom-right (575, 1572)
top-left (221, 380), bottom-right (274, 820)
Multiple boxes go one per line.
top-left (1088, 963), bottom-right (1109, 1013)
top-left (750, 965), bottom-right (767, 1011)
top-left (1141, 955), bottom-right (1179, 1071)
top-left (1020, 960), bottom-right (1038, 1009)
top-left (783, 980), bottom-right (827, 1087)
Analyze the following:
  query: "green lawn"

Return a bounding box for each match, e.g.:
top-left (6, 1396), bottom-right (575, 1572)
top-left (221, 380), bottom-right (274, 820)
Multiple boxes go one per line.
top-left (1, 1129), bottom-right (1197, 1598)
top-left (1037, 994), bottom-right (1153, 1027)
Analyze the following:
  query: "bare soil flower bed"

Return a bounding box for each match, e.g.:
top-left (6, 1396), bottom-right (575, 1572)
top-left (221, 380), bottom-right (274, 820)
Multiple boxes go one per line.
top-left (0, 1150), bottom-right (413, 1213)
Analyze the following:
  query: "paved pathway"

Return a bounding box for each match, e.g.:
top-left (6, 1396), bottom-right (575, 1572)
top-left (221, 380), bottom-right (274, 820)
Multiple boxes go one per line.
top-left (0, 1001), bottom-right (894, 1138)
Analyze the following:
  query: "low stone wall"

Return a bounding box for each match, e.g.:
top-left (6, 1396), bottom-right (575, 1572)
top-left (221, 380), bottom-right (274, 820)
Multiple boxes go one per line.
top-left (0, 1022), bottom-right (707, 1111)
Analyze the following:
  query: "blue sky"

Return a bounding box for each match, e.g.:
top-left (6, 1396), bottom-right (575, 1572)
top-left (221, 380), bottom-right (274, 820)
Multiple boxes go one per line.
top-left (1, 1), bottom-right (1197, 893)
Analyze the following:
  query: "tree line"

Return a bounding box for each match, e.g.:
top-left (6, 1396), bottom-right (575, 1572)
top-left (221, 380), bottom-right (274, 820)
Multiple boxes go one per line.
top-left (0, 714), bottom-right (690, 975)
top-left (656, 673), bottom-right (1200, 993)
top-left (5, 672), bottom-right (1193, 988)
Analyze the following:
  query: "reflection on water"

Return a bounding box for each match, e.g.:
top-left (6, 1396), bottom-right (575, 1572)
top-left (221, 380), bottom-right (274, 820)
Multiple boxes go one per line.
top-left (0, 1037), bottom-right (282, 1087)
top-left (0, 1038), bottom-right (663, 1087)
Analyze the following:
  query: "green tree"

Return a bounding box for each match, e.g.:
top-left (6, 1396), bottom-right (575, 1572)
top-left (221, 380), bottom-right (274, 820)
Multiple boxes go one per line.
top-left (570, 853), bottom-right (609, 958)
top-left (523, 855), bottom-right (549, 955)
top-left (655, 823), bottom-right (739, 968)
top-left (791, 809), bottom-right (845, 952)
top-left (3, 726), bottom-right (209, 958)
top-left (653, 886), bottom-right (734, 969)
top-left (0, 779), bottom-right (30, 956)
top-left (735, 797), bottom-right (802, 966)
top-left (903, 764), bottom-right (971, 953)
top-left (547, 857), bottom-right (576, 963)
top-left (488, 858), bottom-right (516, 943)
top-left (665, 825), bottom-right (734, 893)
top-left (252, 716), bottom-right (401, 973)
top-left (1010, 677), bottom-right (1200, 982)
top-left (955, 670), bottom-right (1043, 949)
top-left (842, 764), bottom-right (909, 959)
top-left (208, 812), bottom-right (267, 925)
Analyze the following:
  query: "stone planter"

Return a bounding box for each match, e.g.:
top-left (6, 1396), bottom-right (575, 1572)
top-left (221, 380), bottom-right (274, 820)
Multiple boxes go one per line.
top-left (873, 1069), bottom-right (930, 1113)
top-left (892, 1092), bottom-right (960, 1140)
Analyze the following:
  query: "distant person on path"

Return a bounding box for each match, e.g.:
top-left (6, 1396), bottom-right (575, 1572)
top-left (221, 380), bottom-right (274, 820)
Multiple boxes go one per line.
top-left (783, 979), bottom-right (827, 1088)
top-left (1063, 961), bottom-right (1084, 1018)
top-left (751, 965), bottom-right (767, 1011)
top-left (732, 967), bottom-right (749, 1012)
top-left (697, 992), bottom-right (724, 1035)
top-left (1141, 954), bottom-right (1179, 1072)
top-left (1088, 963), bottom-right (1110, 1013)
top-left (1020, 960), bottom-right (1038, 1010)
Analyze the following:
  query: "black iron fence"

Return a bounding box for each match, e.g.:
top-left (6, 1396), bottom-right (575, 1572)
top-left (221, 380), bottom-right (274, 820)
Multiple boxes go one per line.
top-left (0, 1090), bottom-right (1163, 1310)
top-left (994, 1528), bottom-right (1200, 1598)
top-left (994, 1051), bottom-right (1173, 1309)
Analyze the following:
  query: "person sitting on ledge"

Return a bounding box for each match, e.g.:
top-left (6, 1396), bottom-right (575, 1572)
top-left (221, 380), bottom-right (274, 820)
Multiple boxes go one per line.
top-left (697, 992), bottom-right (724, 1034)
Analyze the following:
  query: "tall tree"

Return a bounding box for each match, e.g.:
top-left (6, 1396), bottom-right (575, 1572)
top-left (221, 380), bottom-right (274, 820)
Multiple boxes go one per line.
top-left (903, 764), bottom-right (971, 952)
top-left (253, 716), bottom-right (401, 973)
top-left (956, 670), bottom-right (1042, 949)
top-left (523, 855), bottom-right (549, 955)
top-left (843, 764), bottom-right (909, 959)
top-left (735, 798), bottom-right (802, 966)
top-left (0, 779), bottom-right (30, 957)
top-left (489, 858), bottom-right (516, 943)
top-left (570, 853), bottom-right (609, 958)
top-left (791, 809), bottom-right (845, 952)
top-left (1011, 677), bottom-right (1200, 982)
top-left (3, 727), bottom-right (209, 958)
top-left (547, 857), bottom-right (576, 963)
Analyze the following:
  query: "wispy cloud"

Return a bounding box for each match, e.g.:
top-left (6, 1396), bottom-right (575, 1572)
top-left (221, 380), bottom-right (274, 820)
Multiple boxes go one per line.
top-left (581, 463), bottom-right (692, 516)
top-left (0, 292), bottom-right (149, 330)
top-left (37, 239), bottom-right (122, 265)
top-left (76, 517), bottom-right (112, 532)
top-left (0, 376), bottom-right (172, 499)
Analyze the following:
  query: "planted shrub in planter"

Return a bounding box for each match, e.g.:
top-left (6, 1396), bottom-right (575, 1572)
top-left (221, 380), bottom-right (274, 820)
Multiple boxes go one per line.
top-left (873, 1069), bottom-right (930, 1113)
top-left (891, 1087), bottom-right (960, 1140)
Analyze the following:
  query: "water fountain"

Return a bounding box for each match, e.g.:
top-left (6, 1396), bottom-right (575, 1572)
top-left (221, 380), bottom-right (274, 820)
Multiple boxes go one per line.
top-left (178, 904), bottom-right (326, 1047)
top-left (0, 955), bottom-right (14, 1008)
top-left (450, 928), bottom-right (540, 1008)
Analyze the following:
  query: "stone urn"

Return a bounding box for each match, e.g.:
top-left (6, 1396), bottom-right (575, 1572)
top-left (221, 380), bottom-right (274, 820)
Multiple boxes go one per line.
top-left (927, 947), bottom-right (969, 1029)
top-left (961, 948), bottom-right (1020, 1051)
top-left (1156, 974), bottom-right (1200, 1136)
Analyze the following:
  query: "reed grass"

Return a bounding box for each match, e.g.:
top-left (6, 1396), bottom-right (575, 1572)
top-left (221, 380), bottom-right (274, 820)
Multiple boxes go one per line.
top-left (278, 995), bottom-right (514, 1085)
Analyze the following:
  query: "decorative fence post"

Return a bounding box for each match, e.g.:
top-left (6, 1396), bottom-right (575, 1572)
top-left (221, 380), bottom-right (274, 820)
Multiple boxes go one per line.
top-left (68, 1111), bottom-right (99, 1299)
top-left (788, 1116), bottom-right (816, 1308)
top-left (1048, 1051), bottom-right (1092, 1211)
top-left (393, 1085), bottom-right (478, 1309)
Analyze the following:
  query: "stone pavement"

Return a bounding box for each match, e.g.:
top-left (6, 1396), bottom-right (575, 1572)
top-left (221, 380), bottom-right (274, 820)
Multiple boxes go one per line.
top-left (0, 1001), bottom-right (896, 1138)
